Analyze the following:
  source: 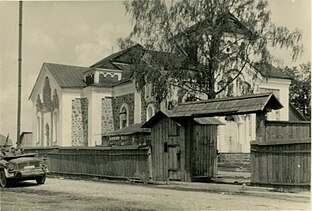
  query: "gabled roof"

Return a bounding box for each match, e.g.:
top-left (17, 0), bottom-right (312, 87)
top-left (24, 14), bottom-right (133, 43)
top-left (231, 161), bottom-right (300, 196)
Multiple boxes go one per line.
top-left (90, 44), bottom-right (144, 68)
top-left (29, 63), bottom-right (90, 100)
top-left (182, 12), bottom-right (253, 38)
top-left (171, 92), bottom-right (283, 118)
top-left (253, 63), bottom-right (291, 79)
top-left (44, 63), bottom-right (89, 88)
top-left (142, 110), bottom-right (224, 128)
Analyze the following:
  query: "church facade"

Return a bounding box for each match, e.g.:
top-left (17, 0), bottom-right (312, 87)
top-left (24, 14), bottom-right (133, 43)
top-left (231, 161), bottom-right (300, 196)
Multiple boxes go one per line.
top-left (29, 44), bottom-right (294, 152)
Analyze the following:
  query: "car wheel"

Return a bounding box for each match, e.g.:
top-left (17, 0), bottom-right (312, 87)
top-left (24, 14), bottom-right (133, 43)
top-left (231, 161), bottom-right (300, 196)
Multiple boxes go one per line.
top-left (36, 175), bottom-right (46, 185)
top-left (0, 169), bottom-right (8, 188)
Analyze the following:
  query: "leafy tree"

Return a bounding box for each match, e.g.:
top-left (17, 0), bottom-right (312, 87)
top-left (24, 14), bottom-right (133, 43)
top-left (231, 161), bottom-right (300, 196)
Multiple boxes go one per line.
top-left (283, 62), bottom-right (311, 120)
top-left (120, 0), bottom-right (303, 102)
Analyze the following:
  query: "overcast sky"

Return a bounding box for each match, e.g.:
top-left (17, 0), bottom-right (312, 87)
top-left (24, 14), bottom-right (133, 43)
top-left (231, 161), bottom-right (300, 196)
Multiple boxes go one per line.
top-left (0, 0), bottom-right (311, 141)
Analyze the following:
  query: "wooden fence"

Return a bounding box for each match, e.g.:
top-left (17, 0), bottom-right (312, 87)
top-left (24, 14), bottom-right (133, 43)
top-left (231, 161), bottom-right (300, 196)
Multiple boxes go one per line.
top-left (251, 121), bottom-right (311, 187)
top-left (23, 146), bottom-right (151, 180)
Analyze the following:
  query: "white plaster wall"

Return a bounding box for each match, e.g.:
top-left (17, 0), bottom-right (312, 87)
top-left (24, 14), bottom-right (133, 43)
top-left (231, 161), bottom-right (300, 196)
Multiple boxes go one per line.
top-left (83, 87), bottom-right (113, 146)
top-left (112, 82), bottom-right (135, 96)
top-left (61, 89), bottom-right (82, 146)
top-left (31, 103), bottom-right (38, 146)
top-left (43, 112), bottom-right (52, 146)
top-left (259, 78), bottom-right (291, 121)
top-left (82, 87), bottom-right (92, 146)
top-left (30, 65), bottom-right (62, 146)
top-left (134, 90), bottom-right (142, 124)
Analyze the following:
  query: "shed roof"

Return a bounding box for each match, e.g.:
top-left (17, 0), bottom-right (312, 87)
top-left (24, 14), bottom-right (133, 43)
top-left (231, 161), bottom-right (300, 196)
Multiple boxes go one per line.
top-left (104, 123), bottom-right (151, 137)
top-left (171, 92), bottom-right (283, 118)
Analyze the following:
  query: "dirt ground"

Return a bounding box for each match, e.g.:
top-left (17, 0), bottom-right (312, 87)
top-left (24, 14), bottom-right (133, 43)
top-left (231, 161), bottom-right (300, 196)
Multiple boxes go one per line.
top-left (0, 177), bottom-right (310, 211)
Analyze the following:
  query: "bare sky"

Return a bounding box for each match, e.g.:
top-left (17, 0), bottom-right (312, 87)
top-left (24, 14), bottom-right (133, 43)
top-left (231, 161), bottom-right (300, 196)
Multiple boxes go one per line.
top-left (0, 0), bottom-right (311, 141)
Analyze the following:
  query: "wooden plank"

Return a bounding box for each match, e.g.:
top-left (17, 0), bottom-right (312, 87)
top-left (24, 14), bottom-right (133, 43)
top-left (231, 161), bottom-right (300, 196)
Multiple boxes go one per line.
top-left (251, 139), bottom-right (311, 146)
top-left (256, 112), bottom-right (266, 143)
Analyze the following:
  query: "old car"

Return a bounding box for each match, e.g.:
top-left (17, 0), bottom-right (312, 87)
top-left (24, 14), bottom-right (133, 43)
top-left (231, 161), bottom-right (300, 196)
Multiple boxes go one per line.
top-left (0, 138), bottom-right (48, 187)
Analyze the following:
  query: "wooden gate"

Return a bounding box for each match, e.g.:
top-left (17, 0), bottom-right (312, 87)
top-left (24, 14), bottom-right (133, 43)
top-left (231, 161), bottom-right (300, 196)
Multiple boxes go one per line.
top-left (168, 137), bottom-right (181, 181)
top-left (192, 125), bottom-right (218, 179)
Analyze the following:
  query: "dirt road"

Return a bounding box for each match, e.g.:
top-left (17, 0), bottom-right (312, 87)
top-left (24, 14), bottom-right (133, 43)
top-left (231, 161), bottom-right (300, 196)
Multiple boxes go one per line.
top-left (0, 178), bottom-right (310, 210)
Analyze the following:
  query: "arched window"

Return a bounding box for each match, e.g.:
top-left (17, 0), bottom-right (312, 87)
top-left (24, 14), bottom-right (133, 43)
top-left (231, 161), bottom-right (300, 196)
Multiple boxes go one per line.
top-left (45, 123), bottom-right (50, 147)
top-left (86, 74), bottom-right (94, 85)
top-left (146, 103), bottom-right (156, 121)
top-left (53, 89), bottom-right (59, 108)
top-left (43, 77), bottom-right (51, 105)
top-left (99, 73), bottom-right (105, 83)
top-left (36, 114), bottom-right (41, 144)
top-left (53, 110), bottom-right (58, 144)
top-left (119, 103), bottom-right (129, 129)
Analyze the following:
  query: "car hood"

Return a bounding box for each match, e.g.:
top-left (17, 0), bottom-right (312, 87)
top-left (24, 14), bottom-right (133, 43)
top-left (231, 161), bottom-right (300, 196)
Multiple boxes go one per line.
top-left (4, 154), bottom-right (41, 163)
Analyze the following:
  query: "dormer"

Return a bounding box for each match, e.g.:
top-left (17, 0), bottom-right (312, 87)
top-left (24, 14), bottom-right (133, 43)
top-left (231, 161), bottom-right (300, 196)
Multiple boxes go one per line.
top-left (83, 68), bottom-right (123, 86)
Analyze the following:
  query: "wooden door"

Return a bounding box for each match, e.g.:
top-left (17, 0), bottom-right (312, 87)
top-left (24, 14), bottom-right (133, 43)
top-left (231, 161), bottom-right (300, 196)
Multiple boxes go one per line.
top-left (167, 136), bottom-right (182, 181)
top-left (192, 125), bottom-right (218, 178)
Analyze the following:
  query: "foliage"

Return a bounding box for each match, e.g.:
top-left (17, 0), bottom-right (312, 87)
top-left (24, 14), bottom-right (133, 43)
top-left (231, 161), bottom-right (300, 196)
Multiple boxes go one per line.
top-left (283, 62), bottom-right (311, 119)
top-left (121, 0), bottom-right (303, 102)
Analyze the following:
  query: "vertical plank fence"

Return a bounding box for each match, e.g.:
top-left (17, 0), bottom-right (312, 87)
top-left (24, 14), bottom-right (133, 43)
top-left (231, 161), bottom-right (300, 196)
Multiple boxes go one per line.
top-left (23, 146), bottom-right (150, 180)
top-left (251, 121), bottom-right (311, 187)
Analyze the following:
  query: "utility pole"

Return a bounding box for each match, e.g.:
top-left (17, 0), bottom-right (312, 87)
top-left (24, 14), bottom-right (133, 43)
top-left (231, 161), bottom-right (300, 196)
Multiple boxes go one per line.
top-left (17, 1), bottom-right (23, 146)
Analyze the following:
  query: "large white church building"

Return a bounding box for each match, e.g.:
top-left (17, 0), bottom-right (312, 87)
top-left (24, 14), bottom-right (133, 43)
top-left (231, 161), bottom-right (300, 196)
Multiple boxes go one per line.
top-left (29, 44), bottom-right (303, 152)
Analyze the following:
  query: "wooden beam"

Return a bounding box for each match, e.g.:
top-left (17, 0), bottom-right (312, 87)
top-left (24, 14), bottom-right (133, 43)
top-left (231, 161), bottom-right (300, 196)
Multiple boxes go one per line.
top-left (256, 112), bottom-right (266, 143)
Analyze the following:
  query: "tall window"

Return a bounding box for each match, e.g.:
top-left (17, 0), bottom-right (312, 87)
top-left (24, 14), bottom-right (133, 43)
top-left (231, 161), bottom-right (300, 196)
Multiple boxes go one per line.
top-left (146, 103), bottom-right (155, 121)
top-left (45, 123), bottom-right (50, 147)
top-left (119, 104), bottom-right (129, 129)
top-left (53, 110), bottom-right (58, 144)
top-left (43, 77), bottom-right (51, 105)
top-left (144, 83), bottom-right (153, 99)
top-left (37, 114), bottom-right (41, 144)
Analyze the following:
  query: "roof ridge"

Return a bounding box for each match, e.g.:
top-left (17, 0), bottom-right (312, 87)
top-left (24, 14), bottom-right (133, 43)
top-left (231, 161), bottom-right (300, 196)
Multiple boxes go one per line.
top-left (44, 62), bottom-right (90, 69)
top-left (90, 44), bottom-right (143, 67)
top-left (179, 92), bottom-right (273, 106)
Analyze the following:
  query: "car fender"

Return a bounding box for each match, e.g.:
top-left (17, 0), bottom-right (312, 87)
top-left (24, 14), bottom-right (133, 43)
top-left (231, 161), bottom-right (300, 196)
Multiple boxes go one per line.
top-left (0, 167), bottom-right (11, 178)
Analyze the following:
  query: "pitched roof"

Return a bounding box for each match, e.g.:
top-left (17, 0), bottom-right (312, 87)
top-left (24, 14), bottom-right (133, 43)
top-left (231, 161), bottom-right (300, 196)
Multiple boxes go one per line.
top-left (90, 44), bottom-right (144, 68)
top-left (253, 63), bottom-right (291, 79)
top-left (170, 92), bottom-right (283, 118)
top-left (44, 63), bottom-right (89, 88)
top-left (288, 103), bottom-right (308, 121)
top-left (104, 123), bottom-right (151, 136)
top-left (142, 110), bottom-right (224, 128)
top-left (182, 12), bottom-right (253, 38)
top-left (193, 117), bottom-right (225, 125)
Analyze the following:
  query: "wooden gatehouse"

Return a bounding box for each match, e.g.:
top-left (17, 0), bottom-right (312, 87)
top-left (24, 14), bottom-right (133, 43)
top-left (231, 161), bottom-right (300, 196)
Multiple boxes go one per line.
top-left (142, 92), bottom-right (285, 182)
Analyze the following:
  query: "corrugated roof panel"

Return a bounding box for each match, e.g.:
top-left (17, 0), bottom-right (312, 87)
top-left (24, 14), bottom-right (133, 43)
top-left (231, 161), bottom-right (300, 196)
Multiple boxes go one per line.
top-left (45, 63), bottom-right (89, 88)
top-left (193, 117), bottom-right (225, 125)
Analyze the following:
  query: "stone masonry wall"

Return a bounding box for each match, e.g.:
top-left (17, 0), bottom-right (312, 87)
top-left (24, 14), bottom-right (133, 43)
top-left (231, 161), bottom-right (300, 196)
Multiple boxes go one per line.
top-left (101, 98), bottom-right (114, 135)
top-left (71, 98), bottom-right (88, 146)
top-left (112, 93), bottom-right (134, 130)
top-left (140, 89), bottom-right (160, 123)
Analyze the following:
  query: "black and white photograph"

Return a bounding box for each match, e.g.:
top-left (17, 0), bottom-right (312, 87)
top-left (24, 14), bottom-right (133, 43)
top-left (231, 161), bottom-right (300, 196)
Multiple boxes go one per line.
top-left (0, 0), bottom-right (311, 210)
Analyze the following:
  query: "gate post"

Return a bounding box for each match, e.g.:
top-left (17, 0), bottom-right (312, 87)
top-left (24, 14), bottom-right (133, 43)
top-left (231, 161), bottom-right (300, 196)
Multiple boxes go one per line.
top-left (256, 112), bottom-right (266, 143)
top-left (147, 146), bottom-right (153, 181)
